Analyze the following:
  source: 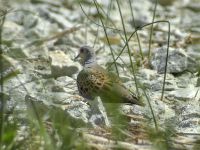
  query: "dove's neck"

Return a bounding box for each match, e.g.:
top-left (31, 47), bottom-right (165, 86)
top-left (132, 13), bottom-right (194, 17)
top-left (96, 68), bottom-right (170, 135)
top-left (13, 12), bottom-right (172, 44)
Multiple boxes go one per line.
top-left (84, 56), bottom-right (97, 67)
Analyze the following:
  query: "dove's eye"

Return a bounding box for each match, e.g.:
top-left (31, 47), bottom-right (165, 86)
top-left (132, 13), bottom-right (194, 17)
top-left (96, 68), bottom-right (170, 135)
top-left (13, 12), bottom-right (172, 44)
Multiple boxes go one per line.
top-left (80, 48), bottom-right (84, 53)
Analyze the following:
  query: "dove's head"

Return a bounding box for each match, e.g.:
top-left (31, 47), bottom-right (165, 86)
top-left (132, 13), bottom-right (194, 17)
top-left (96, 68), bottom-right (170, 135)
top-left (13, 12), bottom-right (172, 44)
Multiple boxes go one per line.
top-left (75, 46), bottom-right (96, 66)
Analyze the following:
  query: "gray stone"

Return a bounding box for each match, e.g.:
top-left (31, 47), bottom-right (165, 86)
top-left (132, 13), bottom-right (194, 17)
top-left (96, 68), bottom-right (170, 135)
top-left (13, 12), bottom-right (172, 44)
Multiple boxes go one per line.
top-left (23, 14), bottom-right (38, 29)
top-left (144, 95), bottom-right (175, 120)
top-left (176, 72), bottom-right (198, 88)
top-left (187, 44), bottom-right (200, 60)
top-left (45, 11), bottom-right (74, 28)
top-left (5, 69), bottom-right (110, 127)
top-left (174, 102), bottom-right (200, 133)
top-left (151, 46), bottom-right (198, 74)
top-left (22, 45), bottom-right (49, 59)
top-left (64, 96), bottom-right (110, 127)
top-left (121, 104), bottom-right (143, 116)
top-left (129, 0), bottom-right (152, 29)
top-left (167, 87), bottom-right (200, 101)
top-left (150, 78), bottom-right (177, 91)
top-left (2, 21), bottom-right (24, 46)
top-left (88, 97), bottom-right (110, 127)
top-left (138, 69), bottom-right (158, 81)
top-left (129, 16), bottom-right (150, 29)
top-left (6, 9), bottom-right (25, 25)
top-left (49, 50), bottom-right (81, 77)
top-left (22, 79), bottom-right (109, 127)
top-left (25, 94), bottom-right (88, 127)
top-left (0, 54), bottom-right (21, 74)
top-left (52, 76), bottom-right (77, 93)
top-left (185, 2), bottom-right (200, 12)
top-left (138, 69), bottom-right (177, 91)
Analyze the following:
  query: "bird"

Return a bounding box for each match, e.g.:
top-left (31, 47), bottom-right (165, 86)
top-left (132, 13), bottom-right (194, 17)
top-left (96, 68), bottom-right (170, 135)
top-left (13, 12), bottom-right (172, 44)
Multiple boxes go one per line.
top-left (75, 46), bottom-right (144, 106)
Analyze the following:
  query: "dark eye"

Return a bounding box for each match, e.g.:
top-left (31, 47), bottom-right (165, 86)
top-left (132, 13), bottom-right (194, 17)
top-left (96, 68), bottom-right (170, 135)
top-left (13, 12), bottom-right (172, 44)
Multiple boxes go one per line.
top-left (80, 48), bottom-right (84, 53)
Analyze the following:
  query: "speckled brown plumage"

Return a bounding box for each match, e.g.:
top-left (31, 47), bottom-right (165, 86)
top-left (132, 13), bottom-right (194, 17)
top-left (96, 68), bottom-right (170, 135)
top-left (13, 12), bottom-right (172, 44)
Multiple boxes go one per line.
top-left (77, 65), bottom-right (108, 99)
top-left (75, 46), bottom-right (144, 106)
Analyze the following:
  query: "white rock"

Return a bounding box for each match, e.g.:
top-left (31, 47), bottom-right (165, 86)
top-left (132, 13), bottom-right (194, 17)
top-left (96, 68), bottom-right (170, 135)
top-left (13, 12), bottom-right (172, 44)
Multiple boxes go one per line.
top-left (151, 47), bottom-right (198, 73)
top-left (49, 50), bottom-right (81, 77)
top-left (167, 87), bottom-right (200, 101)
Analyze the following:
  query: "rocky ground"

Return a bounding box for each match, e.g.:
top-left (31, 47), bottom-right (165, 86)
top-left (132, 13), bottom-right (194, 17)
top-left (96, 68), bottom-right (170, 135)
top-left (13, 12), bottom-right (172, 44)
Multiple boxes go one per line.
top-left (0, 0), bottom-right (200, 149)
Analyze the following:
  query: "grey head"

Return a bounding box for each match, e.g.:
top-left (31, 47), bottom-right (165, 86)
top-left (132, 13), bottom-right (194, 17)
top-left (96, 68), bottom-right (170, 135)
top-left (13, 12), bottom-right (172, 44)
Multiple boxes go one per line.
top-left (75, 46), bottom-right (96, 66)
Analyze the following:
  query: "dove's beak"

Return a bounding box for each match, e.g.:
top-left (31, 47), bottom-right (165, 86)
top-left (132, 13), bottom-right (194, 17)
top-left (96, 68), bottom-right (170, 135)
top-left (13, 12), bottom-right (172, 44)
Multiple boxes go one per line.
top-left (74, 53), bottom-right (80, 61)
